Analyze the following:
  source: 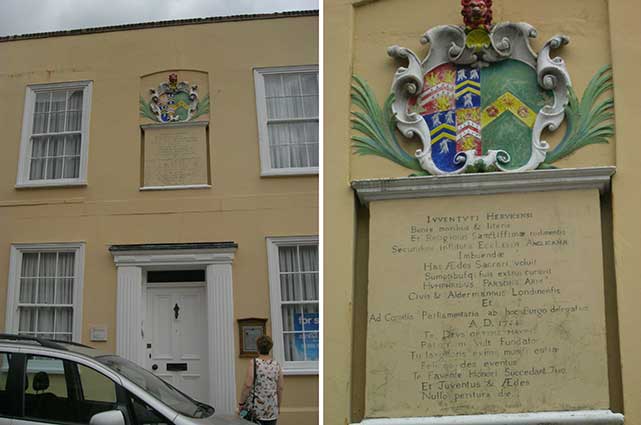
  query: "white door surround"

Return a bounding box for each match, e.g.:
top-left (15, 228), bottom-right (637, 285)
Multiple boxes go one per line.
top-left (109, 242), bottom-right (237, 414)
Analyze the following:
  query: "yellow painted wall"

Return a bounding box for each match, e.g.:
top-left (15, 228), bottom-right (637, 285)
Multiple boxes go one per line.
top-left (0, 14), bottom-right (318, 425)
top-left (324, 0), bottom-right (640, 423)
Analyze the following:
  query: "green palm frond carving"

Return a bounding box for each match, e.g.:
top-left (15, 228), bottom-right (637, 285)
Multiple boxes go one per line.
top-left (351, 65), bottom-right (614, 173)
top-left (544, 65), bottom-right (615, 165)
top-left (351, 75), bottom-right (425, 173)
top-left (139, 96), bottom-right (157, 121)
top-left (192, 95), bottom-right (210, 120)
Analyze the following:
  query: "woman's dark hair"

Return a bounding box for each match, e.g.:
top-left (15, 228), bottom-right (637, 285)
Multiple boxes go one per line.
top-left (256, 335), bottom-right (273, 355)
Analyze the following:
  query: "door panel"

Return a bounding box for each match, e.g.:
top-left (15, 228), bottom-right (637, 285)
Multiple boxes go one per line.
top-left (145, 284), bottom-right (208, 402)
top-left (150, 294), bottom-right (173, 360)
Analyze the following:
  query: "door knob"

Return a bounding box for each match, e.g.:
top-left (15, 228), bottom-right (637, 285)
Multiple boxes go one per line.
top-left (152, 364), bottom-right (158, 371)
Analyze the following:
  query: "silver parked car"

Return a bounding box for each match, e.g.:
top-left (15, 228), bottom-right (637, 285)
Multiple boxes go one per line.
top-left (0, 335), bottom-right (250, 425)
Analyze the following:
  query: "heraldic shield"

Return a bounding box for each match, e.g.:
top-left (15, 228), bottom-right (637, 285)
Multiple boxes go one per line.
top-left (387, 10), bottom-right (573, 175)
top-left (409, 60), bottom-right (552, 173)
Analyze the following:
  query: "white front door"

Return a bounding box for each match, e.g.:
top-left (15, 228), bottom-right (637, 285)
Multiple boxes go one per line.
top-left (145, 285), bottom-right (209, 402)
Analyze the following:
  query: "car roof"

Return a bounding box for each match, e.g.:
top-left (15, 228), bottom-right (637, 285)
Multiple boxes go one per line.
top-left (0, 334), bottom-right (111, 359)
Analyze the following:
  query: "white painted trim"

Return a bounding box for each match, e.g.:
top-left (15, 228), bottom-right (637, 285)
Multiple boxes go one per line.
top-left (111, 249), bottom-right (236, 267)
top-left (261, 167), bottom-right (319, 177)
top-left (139, 184), bottom-right (211, 191)
top-left (253, 65), bottom-right (319, 176)
top-left (5, 242), bottom-right (86, 343)
top-left (352, 410), bottom-right (623, 425)
top-left (16, 180), bottom-right (87, 189)
top-left (141, 120), bottom-right (208, 130)
top-left (16, 81), bottom-right (93, 187)
top-left (266, 236), bottom-right (319, 375)
top-left (352, 166), bottom-right (616, 205)
top-left (110, 246), bottom-right (237, 411)
top-left (206, 263), bottom-right (237, 414)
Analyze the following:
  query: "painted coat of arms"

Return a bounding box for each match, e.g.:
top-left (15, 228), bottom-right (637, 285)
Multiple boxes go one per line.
top-left (351, 0), bottom-right (614, 175)
top-left (140, 73), bottom-right (209, 123)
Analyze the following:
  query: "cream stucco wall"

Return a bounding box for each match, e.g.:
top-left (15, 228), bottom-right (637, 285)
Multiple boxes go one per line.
top-left (0, 14), bottom-right (318, 425)
top-left (325, 0), bottom-right (639, 424)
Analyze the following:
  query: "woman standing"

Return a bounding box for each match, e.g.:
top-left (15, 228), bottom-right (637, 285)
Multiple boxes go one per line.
top-left (239, 336), bottom-right (284, 425)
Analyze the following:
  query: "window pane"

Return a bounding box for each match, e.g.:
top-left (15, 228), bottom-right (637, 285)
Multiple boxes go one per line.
top-left (67, 91), bottom-right (83, 132)
top-left (281, 305), bottom-right (300, 332)
top-left (290, 144), bottom-right (309, 168)
top-left (24, 356), bottom-right (70, 422)
top-left (19, 308), bottom-right (37, 333)
top-left (48, 158), bottom-right (64, 179)
top-left (301, 73), bottom-right (317, 94)
top-left (50, 91), bottom-right (66, 112)
top-left (58, 252), bottom-right (75, 277)
top-left (129, 393), bottom-right (172, 425)
top-left (302, 332), bottom-right (319, 361)
top-left (270, 146), bottom-right (290, 169)
top-left (19, 278), bottom-right (37, 303)
top-left (21, 253), bottom-right (39, 276)
top-left (54, 308), bottom-right (73, 334)
top-left (78, 364), bottom-right (116, 404)
top-left (283, 333), bottom-right (305, 361)
top-left (39, 252), bottom-right (57, 277)
top-left (34, 93), bottom-right (51, 113)
top-left (64, 134), bottom-right (81, 155)
top-left (50, 112), bottom-right (65, 133)
top-left (63, 157), bottom-right (80, 178)
top-left (31, 136), bottom-right (48, 158)
top-left (299, 245), bottom-right (318, 272)
top-left (302, 94), bottom-right (319, 118)
top-left (37, 278), bottom-right (55, 304)
top-left (301, 273), bottom-right (318, 301)
top-left (49, 135), bottom-right (65, 156)
top-left (267, 122), bottom-right (292, 146)
top-left (37, 308), bottom-right (54, 338)
top-left (279, 246), bottom-right (298, 273)
top-left (264, 74), bottom-right (282, 97)
top-left (55, 278), bottom-right (74, 304)
top-left (280, 273), bottom-right (299, 302)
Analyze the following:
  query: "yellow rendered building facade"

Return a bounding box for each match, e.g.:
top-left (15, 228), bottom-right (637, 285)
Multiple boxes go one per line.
top-left (0, 11), bottom-right (319, 425)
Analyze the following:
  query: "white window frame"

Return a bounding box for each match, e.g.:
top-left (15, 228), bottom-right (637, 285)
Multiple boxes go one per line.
top-left (254, 65), bottom-right (319, 177)
top-left (16, 81), bottom-right (93, 188)
top-left (266, 236), bottom-right (319, 375)
top-left (5, 243), bottom-right (86, 342)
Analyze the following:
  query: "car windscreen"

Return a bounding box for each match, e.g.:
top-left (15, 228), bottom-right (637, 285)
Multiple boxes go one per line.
top-left (96, 355), bottom-right (213, 418)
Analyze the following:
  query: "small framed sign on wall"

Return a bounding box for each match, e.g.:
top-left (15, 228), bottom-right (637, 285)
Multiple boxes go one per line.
top-left (238, 318), bottom-right (268, 357)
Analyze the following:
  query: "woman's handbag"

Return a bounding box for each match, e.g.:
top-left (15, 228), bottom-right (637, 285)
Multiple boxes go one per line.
top-left (240, 359), bottom-right (260, 423)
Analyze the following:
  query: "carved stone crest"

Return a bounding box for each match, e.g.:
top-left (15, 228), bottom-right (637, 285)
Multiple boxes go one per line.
top-left (140, 73), bottom-right (209, 123)
top-left (386, 0), bottom-right (572, 174)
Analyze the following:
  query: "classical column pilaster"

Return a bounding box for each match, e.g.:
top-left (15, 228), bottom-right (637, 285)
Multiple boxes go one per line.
top-left (116, 266), bottom-right (144, 365)
top-left (206, 262), bottom-right (237, 414)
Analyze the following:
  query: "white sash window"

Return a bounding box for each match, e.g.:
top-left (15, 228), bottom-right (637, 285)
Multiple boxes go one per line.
top-left (17, 81), bottom-right (92, 187)
top-left (5, 243), bottom-right (85, 342)
top-left (254, 66), bottom-right (319, 176)
top-left (267, 236), bottom-right (319, 374)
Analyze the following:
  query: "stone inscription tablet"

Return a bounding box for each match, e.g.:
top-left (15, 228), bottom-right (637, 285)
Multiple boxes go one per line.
top-left (366, 190), bottom-right (608, 418)
top-left (143, 124), bottom-right (208, 187)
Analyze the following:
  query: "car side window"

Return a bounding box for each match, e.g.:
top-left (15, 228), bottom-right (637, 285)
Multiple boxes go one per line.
top-left (0, 352), bottom-right (19, 416)
top-left (128, 393), bottom-right (172, 425)
top-left (24, 354), bottom-right (118, 424)
top-left (24, 355), bottom-right (70, 421)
